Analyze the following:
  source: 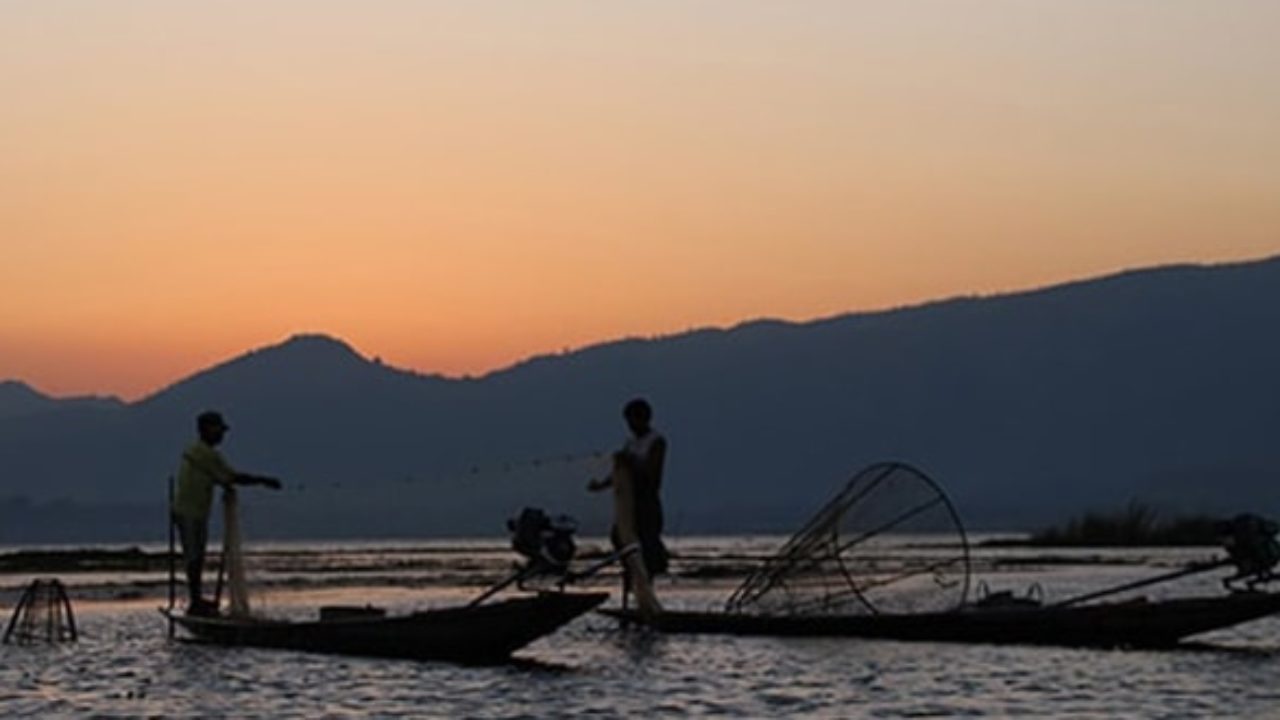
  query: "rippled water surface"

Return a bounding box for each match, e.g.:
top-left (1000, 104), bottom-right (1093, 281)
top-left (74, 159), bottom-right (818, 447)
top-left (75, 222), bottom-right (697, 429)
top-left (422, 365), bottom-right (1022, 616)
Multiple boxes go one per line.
top-left (2, 538), bottom-right (1278, 718)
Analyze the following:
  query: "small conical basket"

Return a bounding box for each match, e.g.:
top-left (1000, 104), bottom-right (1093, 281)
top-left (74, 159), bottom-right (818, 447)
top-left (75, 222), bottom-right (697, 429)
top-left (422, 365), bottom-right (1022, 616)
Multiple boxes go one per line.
top-left (4, 578), bottom-right (78, 644)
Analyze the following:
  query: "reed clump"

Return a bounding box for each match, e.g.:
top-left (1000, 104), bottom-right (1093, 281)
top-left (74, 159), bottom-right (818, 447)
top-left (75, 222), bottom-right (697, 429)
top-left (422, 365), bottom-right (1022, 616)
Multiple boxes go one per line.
top-left (1028, 501), bottom-right (1219, 546)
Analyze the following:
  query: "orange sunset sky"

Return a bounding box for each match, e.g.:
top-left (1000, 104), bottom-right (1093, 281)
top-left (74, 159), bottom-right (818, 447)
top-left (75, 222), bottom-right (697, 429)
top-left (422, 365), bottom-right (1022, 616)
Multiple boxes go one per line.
top-left (3, 1), bottom-right (1279, 400)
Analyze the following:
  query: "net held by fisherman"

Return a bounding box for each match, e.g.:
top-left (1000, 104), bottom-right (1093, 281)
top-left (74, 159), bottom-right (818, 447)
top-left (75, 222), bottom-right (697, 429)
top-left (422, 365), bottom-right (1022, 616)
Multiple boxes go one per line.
top-left (171, 411), bottom-right (282, 614)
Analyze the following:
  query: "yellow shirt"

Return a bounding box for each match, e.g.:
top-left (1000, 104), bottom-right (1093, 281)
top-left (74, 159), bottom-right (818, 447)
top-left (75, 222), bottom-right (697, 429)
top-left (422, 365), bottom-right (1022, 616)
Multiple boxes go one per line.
top-left (172, 440), bottom-right (237, 520)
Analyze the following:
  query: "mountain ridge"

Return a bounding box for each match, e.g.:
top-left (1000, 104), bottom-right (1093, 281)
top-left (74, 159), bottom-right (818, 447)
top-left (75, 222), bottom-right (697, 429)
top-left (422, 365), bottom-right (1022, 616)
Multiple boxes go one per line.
top-left (0, 379), bottom-right (124, 422)
top-left (8, 255), bottom-right (1274, 400)
top-left (2, 254), bottom-right (1278, 542)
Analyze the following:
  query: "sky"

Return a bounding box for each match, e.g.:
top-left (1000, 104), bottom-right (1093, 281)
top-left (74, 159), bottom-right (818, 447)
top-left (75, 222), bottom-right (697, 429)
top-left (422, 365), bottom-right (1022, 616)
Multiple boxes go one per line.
top-left (2, 1), bottom-right (1278, 400)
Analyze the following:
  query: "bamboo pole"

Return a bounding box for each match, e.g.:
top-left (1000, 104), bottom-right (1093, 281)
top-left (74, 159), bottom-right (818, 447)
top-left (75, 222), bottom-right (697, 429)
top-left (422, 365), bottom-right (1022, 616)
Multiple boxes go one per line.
top-left (167, 475), bottom-right (175, 638)
top-left (1050, 559), bottom-right (1229, 608)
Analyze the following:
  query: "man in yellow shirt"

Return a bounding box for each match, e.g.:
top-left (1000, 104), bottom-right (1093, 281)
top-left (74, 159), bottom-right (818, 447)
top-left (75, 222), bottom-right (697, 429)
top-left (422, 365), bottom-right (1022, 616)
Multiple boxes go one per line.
top-left (172, 411), bottom-right (281, 614)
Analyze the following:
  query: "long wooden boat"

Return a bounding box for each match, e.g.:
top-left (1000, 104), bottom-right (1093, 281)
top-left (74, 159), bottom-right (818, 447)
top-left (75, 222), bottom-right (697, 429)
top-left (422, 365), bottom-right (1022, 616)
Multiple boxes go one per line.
top-left (166, 591), bottom-right (607, 664)
top-left (601, 591), bottom-right (1280, 649)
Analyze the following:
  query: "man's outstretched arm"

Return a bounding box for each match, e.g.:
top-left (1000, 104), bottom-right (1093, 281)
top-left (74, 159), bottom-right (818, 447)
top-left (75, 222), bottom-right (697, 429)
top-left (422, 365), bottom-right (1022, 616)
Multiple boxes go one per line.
top-left (235, 473), bottom-right (282, 490)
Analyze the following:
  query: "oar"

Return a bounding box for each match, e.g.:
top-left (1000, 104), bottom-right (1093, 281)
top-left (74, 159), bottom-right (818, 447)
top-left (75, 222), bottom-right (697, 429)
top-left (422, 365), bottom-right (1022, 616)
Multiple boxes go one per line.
top-left (212, 550), bottom-right (226, 611)
top-left (1049, 558), bottom-right (1230, 608)
top-left (167, 475), bottom-right (176, 638)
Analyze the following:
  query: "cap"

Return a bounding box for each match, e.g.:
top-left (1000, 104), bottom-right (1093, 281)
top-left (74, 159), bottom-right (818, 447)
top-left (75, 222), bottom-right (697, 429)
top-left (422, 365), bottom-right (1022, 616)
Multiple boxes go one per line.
top-left (197, 411), bottom-right (230, 431)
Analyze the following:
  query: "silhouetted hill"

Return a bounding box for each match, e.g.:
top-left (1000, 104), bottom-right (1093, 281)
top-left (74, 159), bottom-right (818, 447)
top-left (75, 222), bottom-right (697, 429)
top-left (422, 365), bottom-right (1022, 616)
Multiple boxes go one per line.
top-left (0, 380), bottom-right (123, 421)
top-left (0, 381), bottom-right (51, 420)
top-left (2, 256), bottom-right (1279, 542)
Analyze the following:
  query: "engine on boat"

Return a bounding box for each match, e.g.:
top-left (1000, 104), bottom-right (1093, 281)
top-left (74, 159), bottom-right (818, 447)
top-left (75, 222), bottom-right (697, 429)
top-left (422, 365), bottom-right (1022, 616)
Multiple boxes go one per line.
top-left (1218, 513), bottom-right (1280, 590)
top-left (508, 507), bottom-right (578, 575)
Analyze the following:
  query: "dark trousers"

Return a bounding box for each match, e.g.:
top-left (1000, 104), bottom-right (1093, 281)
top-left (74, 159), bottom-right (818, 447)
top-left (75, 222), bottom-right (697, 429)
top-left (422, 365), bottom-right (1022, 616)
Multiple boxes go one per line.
top-left (172, 513), bottom-right (209, 604)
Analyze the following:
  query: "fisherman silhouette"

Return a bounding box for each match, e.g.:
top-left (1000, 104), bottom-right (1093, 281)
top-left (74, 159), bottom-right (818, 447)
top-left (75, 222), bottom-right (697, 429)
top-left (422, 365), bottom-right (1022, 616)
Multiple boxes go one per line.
top-left (170, 411), bottom-right (281, 615)
top-left (588, 398), bottom-right (669, 612)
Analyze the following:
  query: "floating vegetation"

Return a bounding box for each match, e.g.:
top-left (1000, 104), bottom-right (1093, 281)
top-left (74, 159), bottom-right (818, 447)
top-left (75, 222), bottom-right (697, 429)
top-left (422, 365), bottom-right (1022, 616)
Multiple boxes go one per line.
top-left (989, 501), bottom-right (1222, 547)
top-left (0, 547), bottom-right (166, 574)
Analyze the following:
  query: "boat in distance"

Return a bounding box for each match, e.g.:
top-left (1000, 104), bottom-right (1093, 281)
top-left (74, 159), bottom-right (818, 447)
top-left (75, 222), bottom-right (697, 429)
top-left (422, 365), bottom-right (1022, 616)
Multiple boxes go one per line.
top-left (166, 591), bottom-right (607, 664)
top-left (601, 591), bottom-right (1280, 650)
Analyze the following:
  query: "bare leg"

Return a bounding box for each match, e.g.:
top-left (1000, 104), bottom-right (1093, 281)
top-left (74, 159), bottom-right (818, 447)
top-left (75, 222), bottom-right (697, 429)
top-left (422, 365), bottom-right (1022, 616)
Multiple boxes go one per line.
top-left (612, 463), bottom-right (662, 618)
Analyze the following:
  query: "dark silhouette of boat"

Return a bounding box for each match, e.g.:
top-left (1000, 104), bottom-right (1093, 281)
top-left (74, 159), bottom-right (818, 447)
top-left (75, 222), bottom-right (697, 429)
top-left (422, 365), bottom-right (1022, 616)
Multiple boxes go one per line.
top-left (163, 478), bottom-right (610, 664)
top-left (602, 591), bottom-right (1280, 649)
top-left (603, 462), bottom-right (1280, 650)
top-left (166, 590), bottom-right (607, 664)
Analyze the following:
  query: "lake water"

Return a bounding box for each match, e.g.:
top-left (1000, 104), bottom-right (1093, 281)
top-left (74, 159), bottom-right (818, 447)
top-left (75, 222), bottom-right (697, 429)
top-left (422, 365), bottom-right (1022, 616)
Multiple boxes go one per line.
top-left (1, 537), bottom-right (1278, 718)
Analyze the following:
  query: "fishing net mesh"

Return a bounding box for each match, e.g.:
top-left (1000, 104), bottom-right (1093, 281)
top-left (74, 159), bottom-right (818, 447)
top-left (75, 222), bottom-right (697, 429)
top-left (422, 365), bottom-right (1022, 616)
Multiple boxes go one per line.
top-left (211, 487), bottom-right (275, 618)
top-left (726, 462), bottom-right (970, 616)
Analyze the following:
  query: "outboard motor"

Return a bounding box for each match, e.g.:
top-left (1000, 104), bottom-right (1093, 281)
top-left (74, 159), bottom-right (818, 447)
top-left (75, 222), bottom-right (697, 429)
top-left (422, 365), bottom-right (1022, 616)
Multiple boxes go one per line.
top-left (508, 507), bottom-right (578, 575)
top-left (468, 508), bottom-right (582, 607)
top-left (1217, 513), bottom-right (1280, 590)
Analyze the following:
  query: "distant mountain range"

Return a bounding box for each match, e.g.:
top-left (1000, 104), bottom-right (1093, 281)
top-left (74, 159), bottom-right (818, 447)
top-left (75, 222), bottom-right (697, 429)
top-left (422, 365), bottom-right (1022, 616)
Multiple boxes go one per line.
top-left (3, 256), bottom-right (1279, 543)
top-left (0, 380), bottom-right (123, 421)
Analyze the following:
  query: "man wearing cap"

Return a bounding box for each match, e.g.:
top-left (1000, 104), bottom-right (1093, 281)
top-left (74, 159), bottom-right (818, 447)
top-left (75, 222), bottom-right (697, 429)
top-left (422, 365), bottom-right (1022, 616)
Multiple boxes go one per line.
top-left (172, 411), bottom-right (281, 615)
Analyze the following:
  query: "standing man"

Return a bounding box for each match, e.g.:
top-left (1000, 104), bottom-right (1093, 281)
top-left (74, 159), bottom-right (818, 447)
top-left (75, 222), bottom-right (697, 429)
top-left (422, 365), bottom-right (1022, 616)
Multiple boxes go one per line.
top-left (618, 398), bottom-right (669, 578)
top-left (589, 398), bottom-right (670, 586)
top-left (172, 410), bottom-right (280, 615)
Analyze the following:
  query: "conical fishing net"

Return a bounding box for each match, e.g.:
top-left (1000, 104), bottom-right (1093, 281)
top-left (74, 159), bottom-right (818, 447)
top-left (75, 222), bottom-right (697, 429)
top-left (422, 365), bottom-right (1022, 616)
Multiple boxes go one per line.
top-left (726, 462), bottom-right (970, 616)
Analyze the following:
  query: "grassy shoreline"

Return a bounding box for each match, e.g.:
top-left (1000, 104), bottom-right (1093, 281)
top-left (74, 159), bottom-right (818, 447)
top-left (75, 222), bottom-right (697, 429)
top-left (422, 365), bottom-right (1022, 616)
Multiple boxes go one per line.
top-left (981, 502), bottom-right (1222, 548)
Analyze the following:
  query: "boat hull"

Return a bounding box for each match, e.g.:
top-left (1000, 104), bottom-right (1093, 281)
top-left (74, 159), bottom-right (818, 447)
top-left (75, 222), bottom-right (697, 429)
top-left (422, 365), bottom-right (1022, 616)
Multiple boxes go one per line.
top-left (601, 592), bottom-right (1280, 649)
top-left (169, 591), bottom-right (607, 663)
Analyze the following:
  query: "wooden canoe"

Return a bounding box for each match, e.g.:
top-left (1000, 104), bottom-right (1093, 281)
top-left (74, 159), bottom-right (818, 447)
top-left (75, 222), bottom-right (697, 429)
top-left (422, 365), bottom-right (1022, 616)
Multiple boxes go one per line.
top-left (167, 591), bottom-right (607, 664)
top-left (601, 591), bottom-right (1280, 649)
